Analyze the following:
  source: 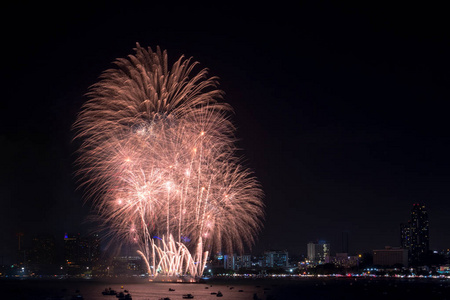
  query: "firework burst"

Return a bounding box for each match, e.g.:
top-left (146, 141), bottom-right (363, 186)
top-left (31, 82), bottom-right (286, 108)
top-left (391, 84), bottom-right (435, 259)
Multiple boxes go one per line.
top-left (74, 44), bottom-right (264, 280)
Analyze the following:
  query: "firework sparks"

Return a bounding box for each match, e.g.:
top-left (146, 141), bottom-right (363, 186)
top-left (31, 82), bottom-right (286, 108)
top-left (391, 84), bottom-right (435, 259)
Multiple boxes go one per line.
top-left (74, 44), bottom-right (264, 280)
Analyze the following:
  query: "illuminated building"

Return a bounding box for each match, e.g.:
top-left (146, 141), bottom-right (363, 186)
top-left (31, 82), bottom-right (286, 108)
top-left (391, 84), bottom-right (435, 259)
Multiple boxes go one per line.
top-left (329, 253), bottom-right (359, 268)
top-left (112, 256), bottom-right (144, 275)
top-left (400, 222), bottom-right (411, 250)
top-left (264, 250), bottom-right (289, 268)
top-left (410, 204), bottom-right (429, 263)
top-left (373, 246), bottom-right (408, 267)
top-left (64, 233), bottom-right (101, 270)
top-left (307, 241), bottom-right (330, 264)
top-left (223, 254), bottom-right (251, 270)
top-left (401, 204), bottom-right (429, 264)
top-left (64, 233), bottom-right (80, 268)
top-left (29, 235), bottom-right (56, 274)
top-left (78, 234), bottom-right (100, 266)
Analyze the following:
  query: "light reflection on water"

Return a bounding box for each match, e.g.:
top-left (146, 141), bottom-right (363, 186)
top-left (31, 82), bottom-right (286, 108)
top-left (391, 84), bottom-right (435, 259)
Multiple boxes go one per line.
top-left (2, 277), bottom-right (449, 300)
top-left (1, 279), bottom-right (263, 300)
top-left (77, 281), bottom-right (259, 300)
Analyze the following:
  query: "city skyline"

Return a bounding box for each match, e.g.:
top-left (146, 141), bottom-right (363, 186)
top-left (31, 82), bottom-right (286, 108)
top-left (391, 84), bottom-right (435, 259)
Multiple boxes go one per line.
top-left (1, 2), bottom-right (450, 263)
top-left (3, 203), bottom-right (444, 265)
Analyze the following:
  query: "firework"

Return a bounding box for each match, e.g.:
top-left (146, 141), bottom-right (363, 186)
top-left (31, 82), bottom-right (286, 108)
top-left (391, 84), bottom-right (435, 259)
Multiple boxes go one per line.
top-left (74, 44), bottom-right (264, 280)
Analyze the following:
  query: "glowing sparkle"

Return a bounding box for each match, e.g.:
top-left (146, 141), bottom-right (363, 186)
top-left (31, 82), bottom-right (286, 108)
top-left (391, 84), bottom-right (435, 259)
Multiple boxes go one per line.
top-left (74, 44), bottom-right (264, 280)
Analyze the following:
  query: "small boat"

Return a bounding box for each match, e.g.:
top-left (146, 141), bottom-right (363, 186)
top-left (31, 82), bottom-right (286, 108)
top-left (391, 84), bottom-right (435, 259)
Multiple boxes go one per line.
top-left (102, 288), bottom-right (117, 296)
top-left (182, 294), bottom-right (194, 299)
top-left (210, 292), bottom-right (217, 295)
top-left (169, 288), bottom-right (175, 291)
top-left (116, 292), bottom-right (132, 300)
top-left (238, 290), bottom-right (244, 292)
top-left (216, 291), bottom-right (223, 297)
top-left (159, 298), bottom-right (170, 300)
top-left (204, 287), bottom-right (209, 289)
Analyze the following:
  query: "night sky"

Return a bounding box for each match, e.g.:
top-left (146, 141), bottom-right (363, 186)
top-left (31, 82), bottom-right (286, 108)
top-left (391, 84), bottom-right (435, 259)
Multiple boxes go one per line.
top-left (1, 2), bottom-right (450, 262)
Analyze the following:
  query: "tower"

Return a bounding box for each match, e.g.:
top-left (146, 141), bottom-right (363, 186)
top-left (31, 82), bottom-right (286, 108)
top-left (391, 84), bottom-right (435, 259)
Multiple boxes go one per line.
top-left (409, 204), bottom-right (429, 264)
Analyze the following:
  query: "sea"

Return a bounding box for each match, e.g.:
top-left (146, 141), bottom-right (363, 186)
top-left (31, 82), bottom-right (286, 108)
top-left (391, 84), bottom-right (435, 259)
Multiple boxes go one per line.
top-left (1, 277), bottom-right (449, 300)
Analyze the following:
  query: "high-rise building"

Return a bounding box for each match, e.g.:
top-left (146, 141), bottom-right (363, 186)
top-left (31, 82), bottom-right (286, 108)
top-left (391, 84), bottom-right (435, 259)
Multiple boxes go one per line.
top-left (64, 233), bottom-right (101, 269)
top-left (307, 241), bottom-right (330, 264)
top-left (264, 250), bottom-right (289, 268)
top-left (410, 204), bottom-right (429, 263)
top-left (29, 235), bottom-right (57, 274)
top-left (64, 233), bottom-right (80, 268)
top-left (400, 204), bottom-right (429, 264)
top-left (79, 234), bottom-right (101, 266)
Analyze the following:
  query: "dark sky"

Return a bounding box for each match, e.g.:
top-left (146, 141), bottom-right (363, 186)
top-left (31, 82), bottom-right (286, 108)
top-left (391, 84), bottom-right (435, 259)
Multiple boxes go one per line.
top-left (1, 2), bottom-right (450, 262)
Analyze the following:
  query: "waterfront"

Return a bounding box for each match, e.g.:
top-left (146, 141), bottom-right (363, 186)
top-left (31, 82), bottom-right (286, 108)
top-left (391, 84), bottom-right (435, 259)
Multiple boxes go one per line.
top-left (1, 277), bottom-right (449, 300)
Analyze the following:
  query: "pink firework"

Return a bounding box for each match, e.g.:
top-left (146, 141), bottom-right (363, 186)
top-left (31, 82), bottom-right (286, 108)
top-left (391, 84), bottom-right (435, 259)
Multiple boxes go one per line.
top-left (74, 44), bottom-right (264, 279)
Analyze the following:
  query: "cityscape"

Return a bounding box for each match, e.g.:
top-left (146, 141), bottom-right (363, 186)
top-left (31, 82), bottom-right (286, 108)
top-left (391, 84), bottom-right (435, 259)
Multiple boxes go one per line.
top-left (2, 204), bottom-right (449, 280)
top-left (2, 1), bottom-right (450, 299)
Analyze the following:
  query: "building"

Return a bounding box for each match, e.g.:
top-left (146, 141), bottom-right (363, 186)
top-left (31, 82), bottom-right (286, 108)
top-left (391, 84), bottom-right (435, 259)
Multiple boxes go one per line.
top-left (78, 234), bottom-right (101, 266)
top-left (400, 204), bottom-right (429, 264)
top-left (112, 256), bottom-right (145, 275)
top-left (64, 233), bottom-right (101, 270)
top-left (373, 246), bottom-right (408, 267)
top-left (28, 235), bottom-right (57, 274)
top-left (223, 254), bottom-right (251, 270)
top-left (264, 250), bottom-right (289, 268)
top-left (329, 253), bottom-right (359, 268)
top-left (410, 204), bottom-right (429, 263)
top-left (64, 233), bottom-right (80, 268)
top-left (307, 241), bottom-right (330, 264)
top-left (400, 222), bottom-right (411, 249)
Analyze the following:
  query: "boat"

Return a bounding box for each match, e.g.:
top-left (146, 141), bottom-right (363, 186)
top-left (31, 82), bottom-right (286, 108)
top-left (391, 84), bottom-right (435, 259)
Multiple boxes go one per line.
top-left (102, 288), bottom-right (117, 296)
top-left (216, 291), bottom-right (223, 297)
top-left (182, 294), bottom-right (194, 299)
top-left (116, 292), bottom-right (132, 300)
top-left (159, 298), bottom-right (170, 300)
top-left (169, 288), bottom-right (175, 291)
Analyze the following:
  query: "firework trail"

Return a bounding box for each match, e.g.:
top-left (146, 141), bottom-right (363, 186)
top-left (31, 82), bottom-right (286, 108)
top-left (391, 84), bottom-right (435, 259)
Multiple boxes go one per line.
top-left (74, 44), bottom-right (264, 280)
